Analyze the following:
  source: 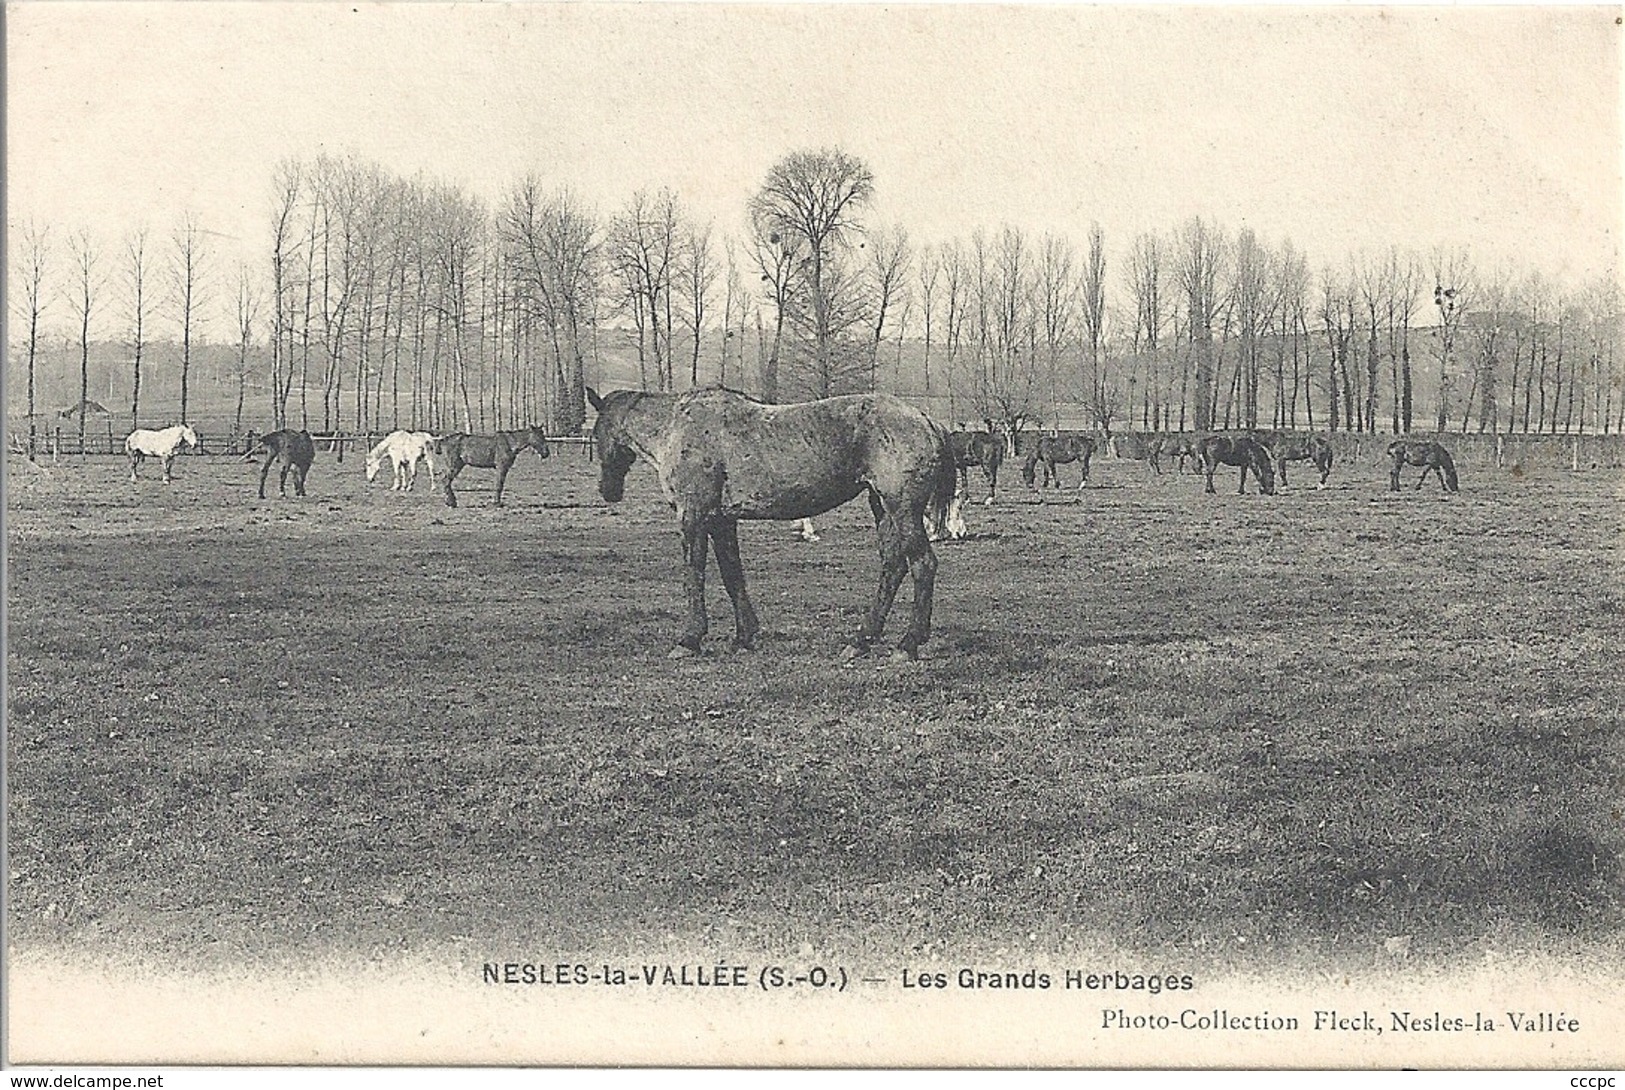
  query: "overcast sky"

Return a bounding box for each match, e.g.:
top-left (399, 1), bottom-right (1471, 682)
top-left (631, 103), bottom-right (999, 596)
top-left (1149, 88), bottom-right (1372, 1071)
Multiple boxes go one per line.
top-left (7, 2), bottom-right (1620, 321)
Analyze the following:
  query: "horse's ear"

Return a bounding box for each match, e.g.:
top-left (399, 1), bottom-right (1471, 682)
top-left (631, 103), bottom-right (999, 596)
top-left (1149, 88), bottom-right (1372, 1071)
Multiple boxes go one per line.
top-left (586, 388), bottom-right (605, 413)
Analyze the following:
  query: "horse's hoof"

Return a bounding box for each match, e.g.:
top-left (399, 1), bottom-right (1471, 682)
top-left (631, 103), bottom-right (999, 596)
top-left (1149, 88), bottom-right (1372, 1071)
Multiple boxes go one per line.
top-left (838, 644), bottom-right (864, 663)
top-left (981, 498), bottom-right (994, 507)
top-left (887, 647), bottom-right (918, 665)
top-left (732, 639), bottom-right (757, 653)
top-left (668, 645), bottom-right (697, 660)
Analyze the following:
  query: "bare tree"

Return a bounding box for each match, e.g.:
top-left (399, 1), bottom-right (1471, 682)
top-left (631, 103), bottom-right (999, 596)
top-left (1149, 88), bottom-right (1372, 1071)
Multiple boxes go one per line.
top-left (1174, 216), bottom-right (1228, 430)
top-left (1231, 227), bottom-right (1269, 430)
top-left (504, 178), bottom-right (599, 432)
top-left (750, 148), bottom-right (875, 397)
top-left (1079, 224), bottom-right (1108, 431)
top-left (1035, 233), bottom-right (1077, 429)
top-left (13, 222), bottom-right (50, 455)
top-left (234, 265), bottom-right (261, 444)
top-left (865, 224), bottom-right (911, 391)
top-left (170, 213), bottom-right (209, 425)
top-left (69, 230), bottom-right (102, 453)
top-left (124, 228), bottom-right (152, 435)
top-left (1430, 246), bottom-right (1474, 432)
top-left (1124, 230), bottom-right (1165, 427)
top-left (679, 219), bottom-right (717, 388)
top-left (916, 245), bottom-right (940, 395)
top-left (269, 160), bottom-right (304, 429)
top-left (750, 210), bottom-right (802, 401)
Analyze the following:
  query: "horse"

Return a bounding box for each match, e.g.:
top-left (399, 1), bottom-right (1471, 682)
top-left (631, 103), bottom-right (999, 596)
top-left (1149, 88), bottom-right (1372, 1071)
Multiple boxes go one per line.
top-left (1114, 432), bottom-right (1198, 474)
top-left (366, 430), bottom-right (440, 491)
top-left (1256, 430), bottom-right (1334, 488)
top-left (1387, 438), bottom-right (1459, 492)
top-left (437, 425), bottom-right (551, 507)
top-left (1020, 434), bottom-right (1096, 489)
top-left (242, 429), bottom-right (315, 498)
top-left (125, 424), bottom-right (200, 483)
top-left (1195, 434), bottom-right (1277, 495)
top-left (587, 386), bottom-right (957, 660)
top-left (948, 429), bottom-right (1004, 504)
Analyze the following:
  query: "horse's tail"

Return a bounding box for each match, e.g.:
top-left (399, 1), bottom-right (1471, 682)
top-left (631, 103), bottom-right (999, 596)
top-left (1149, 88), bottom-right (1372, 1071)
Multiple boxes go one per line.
top-left (927, 429), bottom-right (958, 536)
top-left (1439, 448), bottom-right (1459, 491)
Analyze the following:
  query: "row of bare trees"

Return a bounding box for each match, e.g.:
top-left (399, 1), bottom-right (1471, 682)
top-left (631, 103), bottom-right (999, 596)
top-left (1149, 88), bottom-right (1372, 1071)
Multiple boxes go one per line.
top-left (11, 146), bottom-right (1625, 451)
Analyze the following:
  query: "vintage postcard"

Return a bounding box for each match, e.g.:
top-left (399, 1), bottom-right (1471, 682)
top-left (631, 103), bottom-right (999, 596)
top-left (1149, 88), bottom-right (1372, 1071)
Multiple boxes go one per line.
top-left (5, 2), bottom-right (1621, 1070)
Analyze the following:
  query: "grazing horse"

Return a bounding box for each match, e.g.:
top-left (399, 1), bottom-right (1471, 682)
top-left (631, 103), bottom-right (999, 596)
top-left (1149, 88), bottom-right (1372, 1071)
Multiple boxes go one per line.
top-left (587, 386), bottom-right (957, 660)
top-left (243, 429), bottom-right (315, 498)
top-left (366, 430), bottom-right (440, 491)
top-left (1257, 431), bottom-right (1334, 488)
top-left (125, 424), bottom-right (200, 483)
top-left (1113, 432), bottom-right (1198, 474)
top-left (949, 429), bottom-right (1004, 504)
top-left (1196, 434), bottom-right (1277, 495)
top-left (1387, 438), bottom-right (1459, 492)
top-left (1021, 434), bottom-right (1096, 489)
top-left (437, 425), bottom-right (551, 507)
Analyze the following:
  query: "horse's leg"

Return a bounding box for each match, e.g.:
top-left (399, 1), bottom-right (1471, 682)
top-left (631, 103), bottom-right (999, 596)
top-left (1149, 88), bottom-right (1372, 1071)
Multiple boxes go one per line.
top-left (493, 456), bottom-right (511, 507)
top-left (897, 515), bottom-right (939, 658)
top-left (1389, 459), bottom-right (1402, 491)
top-left (709, 518), bottom-right (759, 650)
top-left (1204, 461), bottom-right (1217, 494)
top-left (854, 492), bottom-right (909, 654)
top-left (279, 463), bottom-right (293, 497)
top-left (983, 464), bottom-right (996, 506)
top-left (128, 452), bottom-right (140, 482)
top-left (443, 460), bottom-right (462, 508)
top-left (162, 455), bottom-right (175, 484)
top-left (675, 511), bottom-right (710, 655)
top-left (1236, 464), bottom-right (1248, 495)
top-left (259, 459), bottom-right (274, 499)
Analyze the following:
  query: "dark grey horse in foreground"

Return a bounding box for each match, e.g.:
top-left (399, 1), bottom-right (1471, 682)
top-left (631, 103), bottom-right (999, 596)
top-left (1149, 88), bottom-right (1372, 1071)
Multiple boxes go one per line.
top-left (438, 425), bottom-right (551, 507)
top-left (1387, 438), bottom-right (1459, 492)
top-left (588, 387), bottom-right (957, 660)
top-left (243, 429), bottom-right (315, 498)
top-left (1196, 434), bottom-right (1277, 495)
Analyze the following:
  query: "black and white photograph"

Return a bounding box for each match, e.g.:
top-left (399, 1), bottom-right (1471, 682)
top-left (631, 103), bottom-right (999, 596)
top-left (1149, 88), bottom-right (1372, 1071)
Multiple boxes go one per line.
top-left (5, 2), bottom-right (1622, 1070)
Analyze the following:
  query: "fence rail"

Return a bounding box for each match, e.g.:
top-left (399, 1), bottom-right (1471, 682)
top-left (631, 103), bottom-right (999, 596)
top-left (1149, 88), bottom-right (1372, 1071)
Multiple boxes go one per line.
top-left (7, 424), bottom-right (595, 461)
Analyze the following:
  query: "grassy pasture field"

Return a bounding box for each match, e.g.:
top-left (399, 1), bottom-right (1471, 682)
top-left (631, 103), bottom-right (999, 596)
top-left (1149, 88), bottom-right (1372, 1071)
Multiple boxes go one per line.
top-left (6, 443), bottom-right (1623, 976)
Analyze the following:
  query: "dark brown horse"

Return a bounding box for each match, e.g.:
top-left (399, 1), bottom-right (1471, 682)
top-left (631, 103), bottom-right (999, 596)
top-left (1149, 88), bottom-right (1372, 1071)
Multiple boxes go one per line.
top-left (243, 429), bottom-right (314, 498)
top-left (1020, 434), bottom-right (1096, 489)
top-left (438, 425), bottom-right (551, 507)
top-left (948, 429), bottom-right (1004, 504)
top-left (1256, 430), bottom-right (1334, 488)
top-left (1196, 434), bottom-right (1277, 495)
top-left (1387, 438), bottom-right (1459, 492)
top-left (587, 387), bottom-right (956, 660)
top-left (1114, 432), bottom-right (1199, 474)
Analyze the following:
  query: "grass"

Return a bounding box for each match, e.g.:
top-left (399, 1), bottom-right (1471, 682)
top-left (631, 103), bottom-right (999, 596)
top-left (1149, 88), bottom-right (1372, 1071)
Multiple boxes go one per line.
top-left (6, 449), bottom-right (1623, 972)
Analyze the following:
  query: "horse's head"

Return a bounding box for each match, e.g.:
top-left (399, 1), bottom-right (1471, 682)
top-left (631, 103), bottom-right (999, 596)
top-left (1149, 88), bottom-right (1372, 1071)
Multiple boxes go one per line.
top-left (525, 425), bottom-right (551, 459)
top-left (365, 452), bottom-right (383, 481)
top-left (181, 425), bottom-right (201, 450)
top-left (587, 387), bottom-right (640, 503)
top-left (1252, 443), bottom-right (1277, 495)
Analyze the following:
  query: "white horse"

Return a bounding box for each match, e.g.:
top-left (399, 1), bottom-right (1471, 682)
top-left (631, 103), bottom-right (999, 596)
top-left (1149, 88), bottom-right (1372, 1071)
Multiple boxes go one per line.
top-left (366, 430), bottom-right (440, 491)
top-left (126, 424), bottom-right (200, 483)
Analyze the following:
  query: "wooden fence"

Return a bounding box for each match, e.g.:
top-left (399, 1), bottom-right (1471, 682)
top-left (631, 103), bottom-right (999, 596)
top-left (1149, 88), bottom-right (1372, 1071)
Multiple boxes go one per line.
top-left (7, 423), bottom-right (595, 462)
